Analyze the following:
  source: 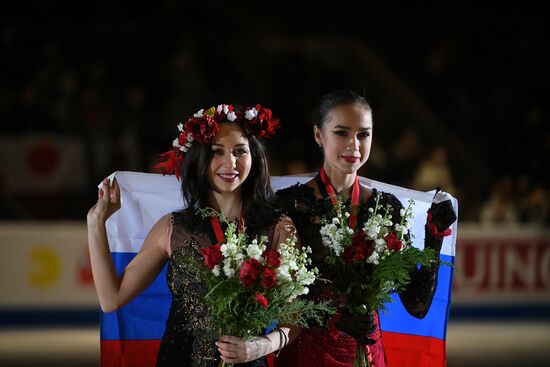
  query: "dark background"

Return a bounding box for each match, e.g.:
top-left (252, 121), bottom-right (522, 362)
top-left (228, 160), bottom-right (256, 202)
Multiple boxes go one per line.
top-left (1, 1), bottom-right (548, 222)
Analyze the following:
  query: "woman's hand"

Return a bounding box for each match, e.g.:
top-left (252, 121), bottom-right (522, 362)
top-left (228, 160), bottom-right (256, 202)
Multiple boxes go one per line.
top-left (429, 191), bottom-right (457, 231)
top-left (334, 309), bottom-right (377, 346)
top-left (216, 335), bottom-right (271, 363)
top-left (87, 178), bottom-right (121, 224)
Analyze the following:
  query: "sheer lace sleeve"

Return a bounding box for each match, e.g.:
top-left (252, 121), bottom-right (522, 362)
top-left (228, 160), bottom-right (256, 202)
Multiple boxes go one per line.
top-left (379, 193), bottom-right (442, 319)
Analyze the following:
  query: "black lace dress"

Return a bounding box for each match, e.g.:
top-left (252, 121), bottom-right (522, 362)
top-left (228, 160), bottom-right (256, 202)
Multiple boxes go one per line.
top-left (273, 176), bottom-right (444, 367)
top-left (156, 207), bottom-right (285, 367)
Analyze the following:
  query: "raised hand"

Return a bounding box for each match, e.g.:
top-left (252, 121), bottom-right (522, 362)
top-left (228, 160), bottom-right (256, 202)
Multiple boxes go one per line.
top-left (428, 191), bottom-right (457, 232)
top-left (87, 177), bottom-right (121, 224)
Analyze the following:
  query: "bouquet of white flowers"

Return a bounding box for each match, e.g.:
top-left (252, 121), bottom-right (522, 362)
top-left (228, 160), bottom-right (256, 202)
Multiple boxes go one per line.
top-left (320, 193), bottom-right (439, 367)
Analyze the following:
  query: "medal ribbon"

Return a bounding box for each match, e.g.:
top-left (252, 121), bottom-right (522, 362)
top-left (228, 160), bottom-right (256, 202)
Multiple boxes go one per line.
top-left (210, 209), bottom-right (245, 244)
top-left (319, 167), bottom-right (360, 229)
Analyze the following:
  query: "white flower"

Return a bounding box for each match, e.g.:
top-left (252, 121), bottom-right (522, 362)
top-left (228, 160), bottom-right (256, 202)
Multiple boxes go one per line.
top-left (276, 264), bottom-right (292, 283)
top-left (296, 267), bottom-right (316, 286)
top-left (177, 123), bottom-right (184, 132)
top-left (247, 248), bottom-right (263, 261)
top-left (173, 137), bottom-right (181, 148)
top-left (320, 222), bottom-right (347, 257)
top-left (367, 251), bottom-right (380, 265)
top-left (223, 259), bottom-right (235, 277)
top-left (221, 241), bottom-right (238, 257)
top-left (245, 107), bottom-right (258, 120)
top-left (193, 109), bottom-right (204, 117)
top-left (234, 252), bottom-right (244, 262)
top-left (212, 265), bottom-right (221, 276)
top-left (227, 111), bottom-right (237, 121)
top-left (246, 239), bottom-right (265, 261)
top-left (216, 104), bottom-right (230, 114)
top-left (366, 225), bottom-right (381, 239)
top-left (288, 259), bottom-right (297, 271)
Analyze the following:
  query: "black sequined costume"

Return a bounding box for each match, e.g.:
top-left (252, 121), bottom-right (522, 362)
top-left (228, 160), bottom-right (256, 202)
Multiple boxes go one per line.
top-left (273, 176), bottom-right (444, 367)
top-left (156, 207), bottom-right (285, 367)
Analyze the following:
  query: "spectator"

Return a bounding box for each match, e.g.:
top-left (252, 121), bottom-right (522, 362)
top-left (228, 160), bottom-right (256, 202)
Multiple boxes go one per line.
top-left (411, 145), bottom-right (456, 194)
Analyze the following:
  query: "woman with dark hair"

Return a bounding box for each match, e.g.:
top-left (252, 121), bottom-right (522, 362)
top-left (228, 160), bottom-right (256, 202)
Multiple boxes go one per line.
top-left (87, 104), bottom-right (297, 367)
top-left (274, 90), bottom-right (457, 366)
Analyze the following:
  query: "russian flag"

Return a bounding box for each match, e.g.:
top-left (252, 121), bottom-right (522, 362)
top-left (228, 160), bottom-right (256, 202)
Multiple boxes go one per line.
top-left (100, 172), bottom-right (458, 367)
top-left (364, 179), bottom-right (458, 367)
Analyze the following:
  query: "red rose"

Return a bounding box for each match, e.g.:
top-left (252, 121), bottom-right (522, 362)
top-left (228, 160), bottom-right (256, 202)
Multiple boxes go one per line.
top-left (384, 232), bottom-right (403, 252)
top-left (261, 268), bottom-right (277, 290)
top-left (184, 115), bottom-right (219, 144)
top-left (177, 131), bottom-right (188, 146)
top-left (344, 232), bottom-right (375, 264)
top-left (249, 258), bottom-right (264, 270)
top-left (262, 249), bottom-right (281, 268)
top-left (240, 259), bottom-right (262, 287)
top-left (245, 105), bottom-right (279, 139)
top-left (353, 245), bottom-right (367, 262)
top-left (199, 244), bottom-right (222, 270)
top-left (342, 243), bottom-right (367, 263)
top-left (255, 293), bottom-right (269, 308)
top-left (342, 245), bottom-right (356, 264)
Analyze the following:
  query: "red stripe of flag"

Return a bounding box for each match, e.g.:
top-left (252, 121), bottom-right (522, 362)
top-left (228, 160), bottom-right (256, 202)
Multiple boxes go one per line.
top-left (101, 340), bottom-right (161, 367)
top-left (382, 332), bottom-right (446, 367)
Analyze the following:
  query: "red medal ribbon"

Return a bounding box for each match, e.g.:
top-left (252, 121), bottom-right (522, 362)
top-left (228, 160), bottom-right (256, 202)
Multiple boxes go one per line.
top-left (210, 209), bottom-right (245, 244)
top-left (319, 167), bottom-right (360, 229)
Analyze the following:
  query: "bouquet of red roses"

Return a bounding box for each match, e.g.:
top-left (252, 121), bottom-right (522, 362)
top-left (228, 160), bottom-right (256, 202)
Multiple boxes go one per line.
top-left (180, 210), bottom-right (334, 366)
top-left (320, 193), bottom-right (439, 366)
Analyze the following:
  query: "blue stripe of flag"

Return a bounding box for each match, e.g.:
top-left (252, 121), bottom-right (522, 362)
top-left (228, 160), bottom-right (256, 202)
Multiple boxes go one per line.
top-left (100, 252), bottom-right (171, 340)
top-left (379, 254), bottom-right (454, 340)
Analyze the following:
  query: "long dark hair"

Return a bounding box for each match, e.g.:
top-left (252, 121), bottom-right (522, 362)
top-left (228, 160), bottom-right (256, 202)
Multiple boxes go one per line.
top-left (315, 89), bottom-right (372, 130)
top-left (179, 122), bottom-right (275, 228)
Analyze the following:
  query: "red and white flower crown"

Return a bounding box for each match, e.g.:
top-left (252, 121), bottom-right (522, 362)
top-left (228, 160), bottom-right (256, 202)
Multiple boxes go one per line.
top-left (155, 104), bottom-right (280, 178)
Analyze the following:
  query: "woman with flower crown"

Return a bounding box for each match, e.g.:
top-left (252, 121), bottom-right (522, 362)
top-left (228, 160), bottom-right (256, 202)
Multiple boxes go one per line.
top-left (274, 90), bottom-right (457, 367)
top-left (87, 104), bottom-right (299, 367)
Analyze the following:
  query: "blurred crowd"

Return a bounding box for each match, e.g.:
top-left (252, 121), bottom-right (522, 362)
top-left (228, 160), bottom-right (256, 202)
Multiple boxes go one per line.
top-left (0, 3), bottom-right (548, 225)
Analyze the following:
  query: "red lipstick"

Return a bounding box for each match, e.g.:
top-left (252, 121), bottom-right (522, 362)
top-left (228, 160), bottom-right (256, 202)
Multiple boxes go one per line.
top-left (341, 155), bottom-right (360, 163)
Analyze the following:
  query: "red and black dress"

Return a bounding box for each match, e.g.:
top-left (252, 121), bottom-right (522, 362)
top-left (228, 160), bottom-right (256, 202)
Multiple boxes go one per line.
top-left (274, 174), bottom-right (447, 367)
